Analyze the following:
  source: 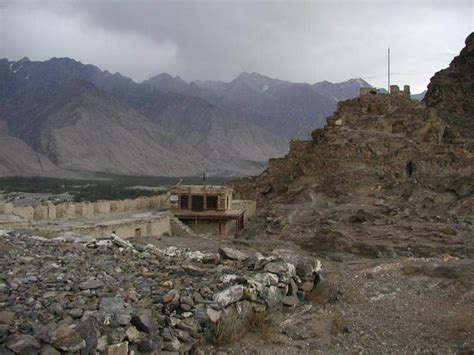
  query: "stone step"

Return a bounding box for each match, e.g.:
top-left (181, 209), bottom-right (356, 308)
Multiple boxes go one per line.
top-left (170, 216), bottom-right (194, 236)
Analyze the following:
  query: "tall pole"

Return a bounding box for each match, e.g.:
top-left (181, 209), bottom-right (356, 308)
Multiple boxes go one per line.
top-left (388, 47), bottom-right (390, 93)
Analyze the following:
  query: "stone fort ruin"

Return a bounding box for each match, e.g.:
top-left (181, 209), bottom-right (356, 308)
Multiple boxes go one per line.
top-left (0, 185), bottom-right (256, 239)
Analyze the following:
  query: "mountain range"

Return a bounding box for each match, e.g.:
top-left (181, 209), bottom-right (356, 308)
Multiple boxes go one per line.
top-left (0, 56), bottom-right (374, 177)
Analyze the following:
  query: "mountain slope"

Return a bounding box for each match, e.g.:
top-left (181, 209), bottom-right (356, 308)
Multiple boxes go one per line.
top-left (16, 81), bottom-right (209, 176)
top-left (0, 120), bottom-right (57, 176)
top-left (152, 72), bottom-right (372, 139)
top-left (0, 57), bottom-right (288, 176)
top-left (140, 94), bottom-right (288, 175)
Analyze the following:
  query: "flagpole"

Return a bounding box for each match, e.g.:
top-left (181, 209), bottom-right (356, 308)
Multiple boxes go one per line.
top-left (388, 47), bottom-right (390, 93)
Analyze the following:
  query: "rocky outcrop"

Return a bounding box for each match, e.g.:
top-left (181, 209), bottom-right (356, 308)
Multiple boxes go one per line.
top-left (0, 232), bottom-right (321, 353)
top-left (231, 91), bottom-right (473, 207)
top-left (424, 32), bottom-right (474, 139)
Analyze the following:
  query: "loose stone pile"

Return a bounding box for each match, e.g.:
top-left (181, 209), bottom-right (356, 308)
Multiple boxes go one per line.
top-left (0, 231), bottom-right (321, 354)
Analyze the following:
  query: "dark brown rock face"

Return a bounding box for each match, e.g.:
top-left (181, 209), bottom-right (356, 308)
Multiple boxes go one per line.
top-left (231, 92), bottom-right (473, 207)
top-left (424, 32), bottom-right (474, 138)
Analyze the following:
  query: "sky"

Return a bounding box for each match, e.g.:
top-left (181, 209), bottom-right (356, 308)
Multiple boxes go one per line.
top-left (1, 1), bottom-right (472, 93)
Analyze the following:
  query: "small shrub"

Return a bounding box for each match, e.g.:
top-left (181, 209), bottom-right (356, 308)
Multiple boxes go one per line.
top-left (209, 307), bottom-right (274, 345)
top-left (246, 308), bottom-right (273, 338)
top-left (210, 309), bottom-right (247, 345)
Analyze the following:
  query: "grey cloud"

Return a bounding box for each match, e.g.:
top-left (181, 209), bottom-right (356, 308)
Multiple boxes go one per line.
top-left (1, 0), bottom-right (472, 93)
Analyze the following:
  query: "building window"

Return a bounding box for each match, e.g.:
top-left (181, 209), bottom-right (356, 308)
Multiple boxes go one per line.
top-left (206, 195), bottom-right (218, 210)
top-left (191, 195), bottom-right (204, 211)
top-left (180, 195), bottom-right (189, 210)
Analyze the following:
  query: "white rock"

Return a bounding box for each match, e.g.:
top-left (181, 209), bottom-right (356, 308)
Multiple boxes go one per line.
top-left (213, 285), bottom-right (244, 307)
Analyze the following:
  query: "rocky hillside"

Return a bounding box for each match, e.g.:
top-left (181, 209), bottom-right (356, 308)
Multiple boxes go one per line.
top-left (424, 32), bottom-right (474, 139)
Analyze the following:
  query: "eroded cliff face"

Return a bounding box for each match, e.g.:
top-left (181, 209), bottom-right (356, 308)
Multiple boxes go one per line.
top-left (424, 32), bottom-right (474, 138)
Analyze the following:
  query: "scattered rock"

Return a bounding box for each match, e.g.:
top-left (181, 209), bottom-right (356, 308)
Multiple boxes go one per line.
top-left (107, 341), bottom-right (128, 355)
top-left (213, 285), bottom-right (244, 307)
top-left (50, 325), bottom-right (86, 352)
top-left (0, 311), bottom-right (15, 325)
top-left (131, 312), bottom-right (159, 334)
top-left (136, 335), bottom-right (163, 353)
top-left (6, 334), bottom-right (41, 354)
top-left (218, 247), bottom-right (248, 261)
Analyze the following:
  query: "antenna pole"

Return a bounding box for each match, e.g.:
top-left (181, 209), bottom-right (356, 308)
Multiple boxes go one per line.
top-left (388, 47), bottom-right (390, 93)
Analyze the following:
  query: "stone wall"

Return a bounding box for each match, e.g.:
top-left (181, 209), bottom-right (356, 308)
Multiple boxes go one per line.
top-left (12, 206), bottom-right (34, 220)
top-left (231, 200), bottom-right (257, 221)
top-left (182, 219), bottom-right (235, 236)
top-left (69, 213), bottom-right (171, 239)
top-left (4, 195), bottom-right (169, 222)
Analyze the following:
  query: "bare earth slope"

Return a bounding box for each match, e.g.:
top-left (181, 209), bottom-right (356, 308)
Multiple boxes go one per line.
top-left (0, 121), bottom-right (58, 176)
top-left (18, 81), bottom-right (209, 176)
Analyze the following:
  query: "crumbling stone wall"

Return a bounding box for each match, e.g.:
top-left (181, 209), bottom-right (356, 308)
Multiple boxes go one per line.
top-left (93, 201), bottom-right (111, 215)
top-left (12, 206), bottom-right (34, 220)
top-left (2, 195), bottom-right (169, 223)
top-left (33, 205), bottom-right (48, 221)
top-left (4, 203), bottom-right (13, 214)
top-left (46, 204), bottom-right (56, 220)
top-left (56, 203), bottom-right (76, 219)
top-left (110, 200), bottom-right (125, 212)
top-left (75, 202), bottom-right (94, 218)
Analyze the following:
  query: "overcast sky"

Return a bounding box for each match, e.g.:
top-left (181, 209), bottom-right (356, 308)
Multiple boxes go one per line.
top-left (1, 1), bottom-right (472, 93)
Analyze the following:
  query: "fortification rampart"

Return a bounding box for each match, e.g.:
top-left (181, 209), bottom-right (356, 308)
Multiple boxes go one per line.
top-left (2, 195), bottom-right (169, 223)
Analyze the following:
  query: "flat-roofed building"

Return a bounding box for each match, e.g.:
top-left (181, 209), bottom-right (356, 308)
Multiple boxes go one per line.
top-left (168, 185), bottom-right (255, 236)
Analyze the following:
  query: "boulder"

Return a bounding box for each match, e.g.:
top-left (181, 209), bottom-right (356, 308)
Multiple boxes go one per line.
top-left (213, 285), bottom-right (244, 307)
top-left (74, 319), bottom-right (98, 355)
top-left (264, 261), bottom-right (296, 278)
top-left (50, 325), bottom-right (86, 352)
top-left (264, 286), bottom-right (283, 309)
top-left (136, 335), bottom-right (163, 353)
top-left (6, 334), bottom-right (41, 354)
top-left (107, 341), bottom-right (128, 355)
top-left (182, 263), bottom-right (207, 276)
top-left (131, 312), bottom-right (159, 334)
top-left (0, 311), bottom-right (15, 325)
top-left (218, 247), bottom-right (248, 261)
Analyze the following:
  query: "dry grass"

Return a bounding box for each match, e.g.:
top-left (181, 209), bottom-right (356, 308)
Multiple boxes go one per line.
top-left (246, 308), bottom-right (273, 338)
top-left (209, 308), bottom-right (273, 345)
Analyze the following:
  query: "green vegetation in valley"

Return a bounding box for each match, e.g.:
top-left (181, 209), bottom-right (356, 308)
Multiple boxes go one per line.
top-left (0, 175), bottom-right (231, 202)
